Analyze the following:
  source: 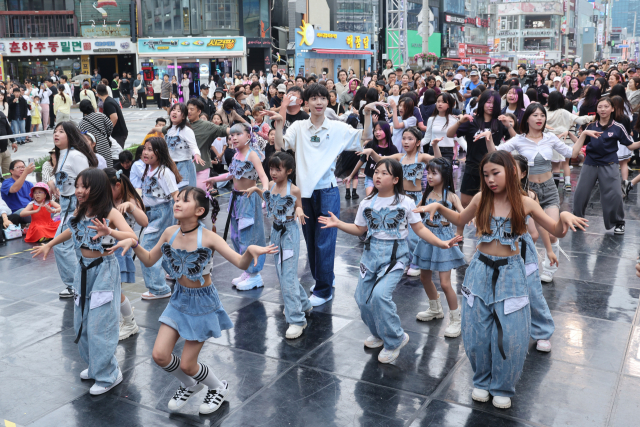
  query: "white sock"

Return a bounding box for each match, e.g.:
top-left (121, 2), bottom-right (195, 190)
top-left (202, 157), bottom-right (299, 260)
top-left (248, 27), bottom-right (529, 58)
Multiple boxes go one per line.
top-left (161, 354), bottom-right (197, 387)
top-left (192, 363), bottom-right (223, 389)
top-left (564, 176), bottom-right (571, 184)
top-left (120, 296), bottom-right (133, 317)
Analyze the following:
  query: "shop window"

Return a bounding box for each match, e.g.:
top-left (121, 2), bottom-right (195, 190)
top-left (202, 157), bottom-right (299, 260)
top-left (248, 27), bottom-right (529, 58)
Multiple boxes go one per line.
top-left (500, 16), bottom-right (519, 30)
top-left (499, 37), bottom-right (518, 52)
top-left (524, 16), bottom-right (551, 29)
top-left (523, 38), bottom-right (552, 51)
top-left (204, 0), bottom-right (239, 30)
top-left (143, 0), bottom-right (184, 36)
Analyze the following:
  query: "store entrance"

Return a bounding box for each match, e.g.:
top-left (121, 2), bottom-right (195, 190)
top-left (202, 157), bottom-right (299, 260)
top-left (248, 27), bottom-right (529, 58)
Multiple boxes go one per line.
top-left (95, 56), bottom-right (117, 83)
top-left (177, 61), bottom-right (200, 101)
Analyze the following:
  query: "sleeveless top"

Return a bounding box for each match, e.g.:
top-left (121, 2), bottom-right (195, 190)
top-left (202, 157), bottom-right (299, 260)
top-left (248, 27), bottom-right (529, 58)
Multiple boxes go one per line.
top-left (362, 194), bottom-right (407, 240)
top-left (161, 225), bottom-right (213, 286)
top-left (476, 216), bottom-right (520, 251)
top-left (529, 152), bottom-right (552, 175)
top-left (422, 194), bottom-right (453, 228)
top-left (400, 152), bottom-right (426, 186)
top-left (229, 148), bottom-right (259, 180)
top-left (69, 216), bottom-right (117, 253)
top-left (264, 181), bottom-right (296, 223)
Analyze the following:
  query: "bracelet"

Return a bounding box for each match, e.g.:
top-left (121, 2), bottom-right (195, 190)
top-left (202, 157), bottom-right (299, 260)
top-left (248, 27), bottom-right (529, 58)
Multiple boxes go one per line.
top-left (132, 239), bottom-right (138, 249)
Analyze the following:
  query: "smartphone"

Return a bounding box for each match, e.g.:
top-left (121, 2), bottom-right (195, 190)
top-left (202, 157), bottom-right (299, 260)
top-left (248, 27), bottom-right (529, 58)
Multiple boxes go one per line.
top-left (585, 76), bottom-right (594, 85)
top-left (28, 157), bottom-right (34, 166)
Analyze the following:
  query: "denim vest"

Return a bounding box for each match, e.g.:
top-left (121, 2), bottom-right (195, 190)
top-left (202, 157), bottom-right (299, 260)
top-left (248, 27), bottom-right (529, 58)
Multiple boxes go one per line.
top-left (69, 215), bottom-right (116, 253)
top-left (476, 216), bottom-right (519, 251)
top-left (229, 148), bottom-right (259, 180)
top-left (264, 181), bottom-right (296, 223)
top-left (400, 151), bottom-right (425, 186)
top-left (161, 224), bottom-right (213, 286)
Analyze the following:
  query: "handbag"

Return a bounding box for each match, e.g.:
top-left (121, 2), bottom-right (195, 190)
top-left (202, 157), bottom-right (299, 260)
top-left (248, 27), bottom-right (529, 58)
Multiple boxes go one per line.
top-left (85, 117), bottom-right (117, 147)
top-left (4, 224), bottom-right (22, 240)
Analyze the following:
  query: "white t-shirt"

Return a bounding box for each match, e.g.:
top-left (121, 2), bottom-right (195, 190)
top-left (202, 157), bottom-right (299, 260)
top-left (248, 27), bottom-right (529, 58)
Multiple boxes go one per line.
top-left (392, 116), bottom-right (417, 153)
top-left (166, 125), bottom-right (199, 163)
top-left (129, 160), bottom-right (145, 189)
top-left (387, 95), bottom-right (400, 105)
top-left (96, 153), bottom-right (107, 169)
top-left (211, 136), bottom-right (227, 164)
top-left (424, 115), bottom-right (456, 148)
top-left (57, 149), bottom-right (91, 197)
top-left (142, 166), bottom-right (178, 207)
top-left (355, 194), bottom-right (421, 240)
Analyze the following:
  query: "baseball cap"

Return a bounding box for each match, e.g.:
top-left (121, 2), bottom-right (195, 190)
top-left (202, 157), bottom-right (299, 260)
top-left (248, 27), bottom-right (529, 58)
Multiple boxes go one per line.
top-left (457, 65), bottom-right (467, 71)
top-left (446, 72), bottom-right (454, 77)
top-left (553, 76), bottom-right (562, 82)
top-left (488, 74), bottom-right (497, 79)
top-left (470, 70), bottom-right (479, 76)
top-left (629, 68), bottom-right (637, 73)
top-left (277, 84), bottom-right (286, 93)
top-left (200, 83), bottom-right (209, 89)
top-left (510, 70), bottom-right (518, 76)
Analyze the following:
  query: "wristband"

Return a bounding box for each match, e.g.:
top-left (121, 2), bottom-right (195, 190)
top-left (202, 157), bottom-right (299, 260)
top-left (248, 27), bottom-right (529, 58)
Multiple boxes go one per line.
top-left (132, 239), bottom-right (138, 249)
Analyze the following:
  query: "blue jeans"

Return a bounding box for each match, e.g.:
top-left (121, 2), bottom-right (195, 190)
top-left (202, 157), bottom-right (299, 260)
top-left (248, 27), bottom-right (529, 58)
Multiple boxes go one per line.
top-left (175, 159), bottom-right (197, 189)
top-left (229, 192), bottom-right (265, 274)
top-left (355, 238), bottom-right (410, 350)
top-left (73, 254), bottom-right (121, 387)
top-left (521, 233), bottom-right (555, 340)
top-left (11, 119), bottom-right (25, 143)
top-left (271, 220), bottom-right (311, 326)
top-left (302, 186), bottom-right (340, 299)
top-left (54, 195), bottom-right (80, 288)
top-left (141, 202), bottom-right (173, 295)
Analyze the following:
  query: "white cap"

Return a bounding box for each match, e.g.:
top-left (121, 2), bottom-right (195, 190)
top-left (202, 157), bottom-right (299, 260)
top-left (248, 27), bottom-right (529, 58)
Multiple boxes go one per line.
top-left (553, 76), bottom-right (561, 82)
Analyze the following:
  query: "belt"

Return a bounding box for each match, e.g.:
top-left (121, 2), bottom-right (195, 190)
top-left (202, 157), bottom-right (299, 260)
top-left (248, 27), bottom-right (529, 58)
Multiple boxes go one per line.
top-left (223, 189), bottom-right (244, 241)
top-left (272, 220), bottom-right (293, 266)
top-left (364, 239), bottom-right (399, 304)
top-left (74, 257), bottom-right (105, 344)
top-left (425, 220), bottom-right (451, 228)
top-left (477, 254), bottom-right (509, 360)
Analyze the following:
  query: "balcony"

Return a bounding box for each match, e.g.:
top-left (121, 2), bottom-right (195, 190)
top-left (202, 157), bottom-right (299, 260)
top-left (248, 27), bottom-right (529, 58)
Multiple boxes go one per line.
top-left (0, 11), bottom-right (77, 38)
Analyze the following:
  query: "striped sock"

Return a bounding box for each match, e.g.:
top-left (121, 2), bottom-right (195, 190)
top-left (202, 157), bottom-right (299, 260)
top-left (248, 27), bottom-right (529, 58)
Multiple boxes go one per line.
top-left (160, 354), bottom-right (197, 387)
top-left (192, 363), bottom-right (223, 389)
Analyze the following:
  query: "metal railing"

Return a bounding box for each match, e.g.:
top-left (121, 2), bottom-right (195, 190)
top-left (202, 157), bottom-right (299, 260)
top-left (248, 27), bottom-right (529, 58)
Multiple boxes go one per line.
top-left (0, 11), bottom-right (77, 38)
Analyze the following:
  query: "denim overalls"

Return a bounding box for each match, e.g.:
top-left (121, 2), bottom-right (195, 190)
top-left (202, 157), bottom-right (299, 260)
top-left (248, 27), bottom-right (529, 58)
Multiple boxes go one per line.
top-left (461, 216), bottom-right (530, 398)
top-left (69, 216), bottom-right (122, 388)
top-left (355, 194), bottom-right (411, 350)
top-left (413, 193), bottom-right (466, 272)
top-left (401, 152), bottom-right (425, 268)
top-left (158, 225), bottom-right (233, 342)
top-left (265, 182), bottom-right (312, 326)
top-left (113, 211), bottom-right (137, 283)
top-left (166, 127), bottom-right (197, 188)
top-left (53, 148), bottom-right (81, 288)
top-left (140, 170), bottom-right (175, 295)
top-left (223, 148), bottom-right (265, 274)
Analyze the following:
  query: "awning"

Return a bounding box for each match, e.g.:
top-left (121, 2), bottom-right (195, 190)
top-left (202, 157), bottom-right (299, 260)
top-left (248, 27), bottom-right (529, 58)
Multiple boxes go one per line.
top-left (312, 48), bottom-right (373, 55)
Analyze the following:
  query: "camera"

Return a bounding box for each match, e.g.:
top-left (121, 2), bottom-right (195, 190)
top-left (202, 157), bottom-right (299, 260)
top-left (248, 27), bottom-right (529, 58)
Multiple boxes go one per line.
top-left (525, 68), bottom-right (537, 87)
top-left (497, 71), bottom-right (507, 88)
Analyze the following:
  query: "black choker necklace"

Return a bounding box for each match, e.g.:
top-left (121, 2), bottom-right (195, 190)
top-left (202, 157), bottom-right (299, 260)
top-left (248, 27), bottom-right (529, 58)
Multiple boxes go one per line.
top-left (180, 224), bottom-right (199, 236)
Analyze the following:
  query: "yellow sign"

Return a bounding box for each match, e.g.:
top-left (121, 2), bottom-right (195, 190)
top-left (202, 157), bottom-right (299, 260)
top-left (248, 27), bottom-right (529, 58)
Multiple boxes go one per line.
top-left (363, 36), bottom-right (369, 49)
top-left (81, 55), bottom-right (91, 75)
top-left (346, 35), bottom-right (353, 48)
top-left (297, 20), bottom-right (315, 46)
top-left (206, 39), bottom-right (236, 49)
top-left (0, 55), bottom-right (4, 81)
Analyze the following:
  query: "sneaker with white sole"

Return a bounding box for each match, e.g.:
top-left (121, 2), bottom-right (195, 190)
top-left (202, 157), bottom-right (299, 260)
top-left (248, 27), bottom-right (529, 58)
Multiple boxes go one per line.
top-left (59, 287), bottom-right (74, 298)
top-left (614, 223), bottom-right (625, 235)
top-left (539, 271), bottom-right (553, 283)
top-left (364, 335), bottom-right (384, 348)
top-left (416, 297), bottom-right (444, 322)
top-left (406, 267), bottom-right (421, 277)
top-left (89, 369), bottom-right (123, 395)
top-left (119, 311), bottom-right (139, 341)
top-left (492, 395), bottom-right (511, 409)
top-left (472, 388), bottom-right (490, 402)
top-left (536, 339), bottom-right (552, 352)
top-left (232, 271), bottom-right (250, 285)
top-left (309, 293), bottom-right (333, 306)
top-left (565, 182), bottom-right (572, 192)
top-left (235, 273), bottom-right (263, 291)
top-left (309, 279), bottom-right (336, 292)
top-left (199, 381), bottom-right (229, 414)
top-left (378, 333), bottom-right (409, 363)
top-left (285, 324), bottom-right (306, 339)
top-left (141, 291), bottom-right (172, 300)
top-left (80, 369), bottom-right (90, 380)
top-left (168, 383), bottom-right (205, 410)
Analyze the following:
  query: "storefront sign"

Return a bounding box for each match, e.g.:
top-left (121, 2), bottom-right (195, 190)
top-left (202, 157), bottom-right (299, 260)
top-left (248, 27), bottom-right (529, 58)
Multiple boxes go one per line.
top-left (458, 44), bottom-right (467, 57)
top-left (137, 38), bottom-right (245, 55)
top-left (246, 38), bottom-right (271, 47)
top-left (80, 55), bottom-right (91, 75)
top-left (295, 21), bottom-right (373, 52)
top-left (444, 14), bottom-right (465, 25)
top-left (497, 2), bottom-right (563, 16)
top-left (497, 30), bottom-right (519, 37)
top-left (0, 55), bottom-right (4, 81)
top-left (465, 17), bottom-right (489, 28)
top-left (80, 25), bottom-right (131, 38)
top-left (0, 38), bottom-right (135, 56)
top-left (522, 29), bottom-right (557, 37)
top-left (466, 44), bottom-right (489, 55)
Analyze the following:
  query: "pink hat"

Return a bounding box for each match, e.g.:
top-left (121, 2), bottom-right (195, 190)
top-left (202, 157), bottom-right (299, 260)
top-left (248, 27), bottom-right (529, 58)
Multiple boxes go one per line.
top-left (30, 182), bottom-right (51, 199)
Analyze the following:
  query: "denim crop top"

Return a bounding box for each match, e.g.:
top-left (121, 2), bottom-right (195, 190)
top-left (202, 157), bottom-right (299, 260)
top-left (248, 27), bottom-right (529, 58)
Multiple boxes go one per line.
top-left (69, 216), bottom-right (117, 253)
top-left (229, 148), bottom-right (259, 181)
top-left (422, 197), bottom-right (453, 227)
top-left (161, 224), bottom-right (213, 286)
top-left (264, 181), bottom-right (296, 223)
top-left (362, 194), bottom-right (406, 240)
top-left (400, 152), bottom-right (426, 186)
top-left (476, 216), bottom-right (520, 251)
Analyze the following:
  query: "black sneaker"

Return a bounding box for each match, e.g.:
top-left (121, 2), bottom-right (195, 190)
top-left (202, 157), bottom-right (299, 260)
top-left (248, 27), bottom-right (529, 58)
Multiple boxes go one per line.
top-left (344, 189), bottom-right (351, 200)
top-left (614, 223), bottom-right (625, 235)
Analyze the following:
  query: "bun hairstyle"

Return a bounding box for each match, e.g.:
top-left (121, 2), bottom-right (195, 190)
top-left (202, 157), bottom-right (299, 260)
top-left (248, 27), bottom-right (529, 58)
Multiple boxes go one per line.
top-left (177, 186), bottom-right (220, 224)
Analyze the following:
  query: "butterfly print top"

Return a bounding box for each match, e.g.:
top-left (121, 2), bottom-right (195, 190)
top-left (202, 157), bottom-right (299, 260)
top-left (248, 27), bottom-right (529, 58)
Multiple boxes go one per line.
top-left (421, 197), bottom-right (453, 228)
top-left (263, 181), bottom-right (296, 223)
top-left (69, 216), bottom-right (117, 253)
top-left (142, 170), bottom-right (172, 203)
top-left (400, 152), bottom-right (425, 186)
top-left (362, 194), bottom-right (407, 240)
top-left (161, 224), bottom-right (213, 286)
top-left (476, 216), bottom-right (520, 251)
top-left (228, 148), bottom-right (259, 181)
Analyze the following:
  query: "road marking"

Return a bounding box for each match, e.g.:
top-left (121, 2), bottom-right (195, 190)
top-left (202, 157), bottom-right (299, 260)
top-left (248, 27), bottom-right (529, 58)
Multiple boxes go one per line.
top-left (0, 248), bottom-right (34, 260)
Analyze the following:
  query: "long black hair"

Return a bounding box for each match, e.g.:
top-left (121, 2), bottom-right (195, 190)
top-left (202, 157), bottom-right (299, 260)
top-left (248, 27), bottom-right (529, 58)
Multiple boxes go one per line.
top-left (547, 91), bottom-right (565, 111)
top-left (53, 121), bottom-right (98, 172)
top-left (610, 84), bottom-right (632, 114)
top-left (71, 168), bottom-right (114, 226)
top-left (177, 186), bottom-right (220, 223)
top-left (364, 158), bottom-right (405, 205)
top-left (433, 92), bottom-right (456, 129)
top-left (519, 103), bottom-right (547, 134)
top-left (104, 167), bottom-right (144, 210)
top-left (169, 102), bottom-right (189, 129)
top-left (143, 136), bottom-right (183, 183)
top-left (419, 157), bottom-right (455, 209)
top-left (268, 151), bottom-right (296, 185)
top-left (582, 85), bottom-right (602, 110)
top-left (474, 90), bottom-right (501, 133)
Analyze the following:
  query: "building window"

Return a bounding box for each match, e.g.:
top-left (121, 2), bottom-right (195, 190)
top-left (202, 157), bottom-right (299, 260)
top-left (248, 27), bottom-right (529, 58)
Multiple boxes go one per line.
top-left (500, 16), bottom-right (519, 30)
top-left (6, 0), bottom-right (66, 11)
top-left (524, 16), bottom-right (551, 29)
top-left (499, 37), bottom-right (518, 52)
top-left (523, 37), bottom-right (552, 51)
top-left (143, 0), bottom-right (184, 36)
top-left (204, 0), bottom-right (239, 30)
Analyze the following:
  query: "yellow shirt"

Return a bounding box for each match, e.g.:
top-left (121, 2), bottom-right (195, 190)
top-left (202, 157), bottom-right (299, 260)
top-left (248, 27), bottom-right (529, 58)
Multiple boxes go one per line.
top-left (53, 93), bottom-right (72, 115)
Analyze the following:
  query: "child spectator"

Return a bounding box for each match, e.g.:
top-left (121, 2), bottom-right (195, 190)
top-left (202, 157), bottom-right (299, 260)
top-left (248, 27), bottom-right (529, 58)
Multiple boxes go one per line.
top-left (20, 182), bottom-right (60, 243)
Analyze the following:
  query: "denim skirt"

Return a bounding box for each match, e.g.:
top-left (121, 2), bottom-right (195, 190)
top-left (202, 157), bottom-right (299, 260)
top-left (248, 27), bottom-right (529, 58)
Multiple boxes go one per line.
top-left (413, 224), bottom-right (466, 271)
top-left (113, 247), bottom-right (136, 283)
top-left (175, 159), bottom-right (198, 189)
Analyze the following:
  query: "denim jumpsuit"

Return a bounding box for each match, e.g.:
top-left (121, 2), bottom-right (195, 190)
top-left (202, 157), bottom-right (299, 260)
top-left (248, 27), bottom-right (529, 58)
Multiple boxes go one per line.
top-left (224, 148), bottom-right (266, 274)
top-left (356, 194), bottom-right (412, 350)
top-left (166, 127), bottom-right (197, 188)
top-left (113, 212), bottom-right (138, 283)
top-left (69, 216), bottom-right (121, 388)
top-left (264, 182), bottom-right (312, 326)
top-left (400, 152), bottom-right (425, 267)
top-left (461, 216), bottom-right (530, 398)
top-left (140, 172), bottom-right (175, 296)
top-left (53, 149), bottom-right (81, 288)
top-left (158, 225), bottom-right (233, 342)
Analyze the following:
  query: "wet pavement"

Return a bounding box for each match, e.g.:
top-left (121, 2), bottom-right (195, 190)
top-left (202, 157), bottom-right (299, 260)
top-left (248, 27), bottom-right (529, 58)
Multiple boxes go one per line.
top-left (1, 166), bottom-right (640, 426)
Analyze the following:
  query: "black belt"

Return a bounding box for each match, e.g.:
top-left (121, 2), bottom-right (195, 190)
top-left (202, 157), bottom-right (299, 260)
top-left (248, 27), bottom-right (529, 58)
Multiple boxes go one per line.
top-left (74, 257), bottom-right (105, 344)
top-left (364, 239), bottom-right (399, 304)
top-left (223, 189), bottom-right (244, 241)
top-left (477, 254), bottom-right (509, 360)
top-left (272, 220), bottom-right (293, 266)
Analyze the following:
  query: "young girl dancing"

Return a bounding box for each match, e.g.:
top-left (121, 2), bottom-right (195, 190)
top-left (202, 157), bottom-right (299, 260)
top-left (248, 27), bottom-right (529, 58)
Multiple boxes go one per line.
top-left (358, 126), bottom-right (434, 276)
top-left (140, 137), bottom-right (182, 300)
top-left (205, 123), bottom-right (269, 290)
top-left (33, 168), bottom-right (137, 395)
top-left (105, 167), bottom-right (148, 340)
top-left (419, 151), bottom-right (587, 409)
top-left (413, 156), bottom-right (466, 337)
top-left (20, 182), bottom-right (61, 243)
top-left (245, 152), bottom-right (312, 339)
top-left (319, 159), bottom-right (462, 364)
top-left (110, 186), bottom-right (277, 414)
top-left (161, 103), bottom-right (205, 188)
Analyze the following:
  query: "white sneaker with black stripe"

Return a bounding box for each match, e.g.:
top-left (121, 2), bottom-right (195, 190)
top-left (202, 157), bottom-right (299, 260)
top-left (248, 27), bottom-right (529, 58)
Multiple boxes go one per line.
top-left (168, 383), bottom-right (205, 410)
top-left (199, 381), bottom-right (229, 414)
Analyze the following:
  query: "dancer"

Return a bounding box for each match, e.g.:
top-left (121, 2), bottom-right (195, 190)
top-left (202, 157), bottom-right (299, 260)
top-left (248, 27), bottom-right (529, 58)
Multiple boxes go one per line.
top-left (105, 167), bottom-right (148, 340)
top-left (48, 122), bottom-right (99, 298)
top-left (319, 158), bottom-right (461, 363)
top-left (33, 168), bottom-right (137, 395)
top-left (110, 186), bottom-right (276, 414)
top-left (20, 182), bottom-right (60, 243)
top-left (245, 152), bottom-right (312, 339)
top-left (205, 123), bottom-right (269, 291)
top-left (419, 151), bottom-right (587, 409)
top-left (413, 156), bottom-right (466, 337)
top-left (140, 136), bottom-right (182, 299)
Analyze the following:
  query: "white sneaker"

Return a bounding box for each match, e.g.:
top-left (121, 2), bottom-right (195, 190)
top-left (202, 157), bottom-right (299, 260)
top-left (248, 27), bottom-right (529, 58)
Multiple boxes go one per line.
top-left (536, 339), bottom-right (552, 352)
top-left (199, 381), bottom-right (229, 414)
top-left (235, 273), bottom-right (263, 291)
top-left (168, 383), bottom-right (205, 410)
top-left (309, 279), bottom-right (336, 292)
top-left (540, 271), bottom-right (553, 283)
top-left (378, 333), bottom-right (409, 364)
top-left (89, 369), bottom-right (123, 395)
top-left (232, 271), bottom-right (250, 285)
top-left (492, 395), bottom-right (511, 409)
top-left (364, 335), bottom-right (384, 348)
top-left (80, 369), bottom-right (90, 380)
top-left (285, 324), bottom-right (306, 339)
top-left (119, 311), bottom-right (139, 341)
top-left (141, 291), bottom-right (172, 300)
top-left (471, 388), bottom-right (490, 402)
top-left (59, 287), bottom-right (74, 298)
top-left (416, 297), bottom-right (444, 322)
top-left (406, 267), bottom-right (421, 277)
top-left (309, 294), bottom-right (333, 306)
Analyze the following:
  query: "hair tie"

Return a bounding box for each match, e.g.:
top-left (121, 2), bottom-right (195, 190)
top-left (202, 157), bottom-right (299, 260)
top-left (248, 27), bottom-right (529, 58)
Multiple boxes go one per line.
top-left (115, 169), bottom-right (122, 180)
